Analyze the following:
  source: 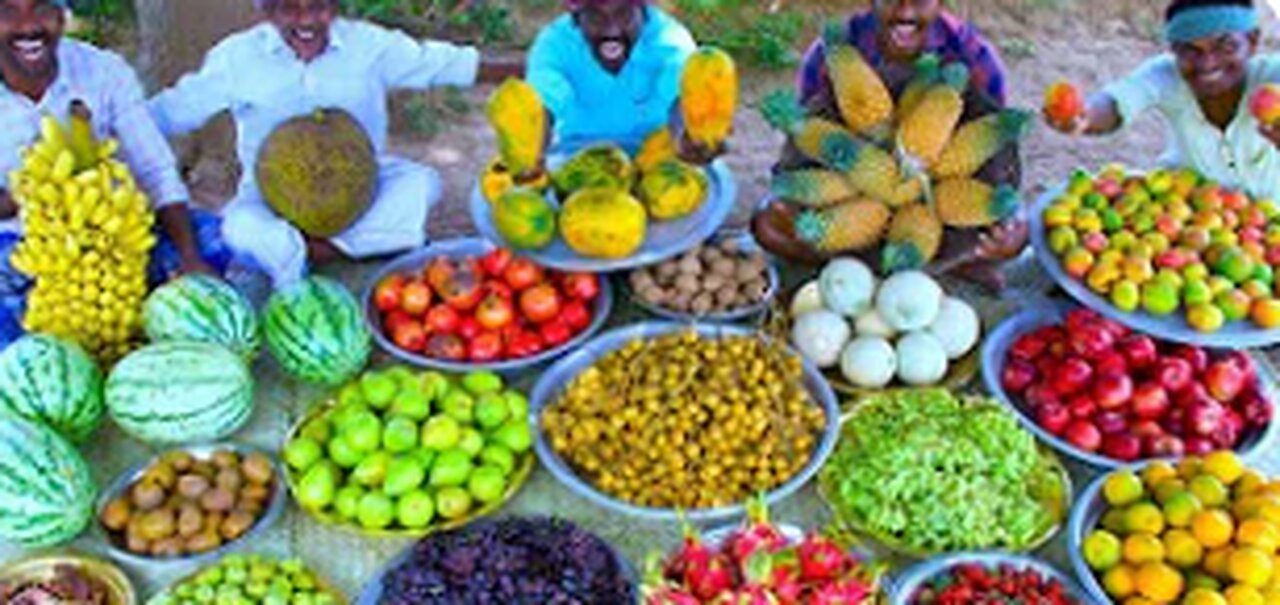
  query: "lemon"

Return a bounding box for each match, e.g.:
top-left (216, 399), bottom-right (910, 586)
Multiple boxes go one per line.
top-left (1167, 528), bottom-right (1207, 568)
top-left (1166, 491), bottom-right (1206, 528)
top-left (1227, 584), bottom-right (1267, 605)
top-left (1085, 529), bottom-right (1125, 570)
top-left (1107, 470), bottom-right (1148, 506)
top-left (1104, 565), bottom-right (1138, 598)
top-left (1231, 547), bottom-right (1275, 588)
top-left (1127, 502), bottom-right (1168, 535)
top-left (1125, 533), bottom-right (1167, 564)
top-left (1192, 475), bottom-right (1232, 508)
top-left (1183, 588), bottom-right (1230, 605)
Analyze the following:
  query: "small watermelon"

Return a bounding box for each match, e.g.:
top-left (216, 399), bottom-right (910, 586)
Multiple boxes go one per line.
top-left (263, 276), bottom-right (370, 386)
top-left (0, 334), bottom-right (104, 443)
top-left (144, 274), bottom-right (260, 361)
top-left (0, 413), bottom-right (96, 547)
top-left (106, 341), bottom-right (254, 444)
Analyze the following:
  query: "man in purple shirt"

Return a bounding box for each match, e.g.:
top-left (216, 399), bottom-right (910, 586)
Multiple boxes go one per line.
top-left (754, 0), bottom-right (1027, 289)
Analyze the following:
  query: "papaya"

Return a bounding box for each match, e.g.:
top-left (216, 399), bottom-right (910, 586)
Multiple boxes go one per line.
top-left (559, 188), bottom-right (647, 259)
top-left (635, 128), bottom-right (677, 174)
top-left (493, 188), bottom-right (557, 250)
top-left (481, 157), bottom-right (549, 204)
top-left (552, 145), bottom-right (635, 199)
top-left (638, 161), bottom-right (708, 221)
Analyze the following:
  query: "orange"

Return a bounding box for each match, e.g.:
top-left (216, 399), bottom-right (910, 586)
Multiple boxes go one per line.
top-left (1064, 246), bottom-right (1097, 279)
top-left (1252, 298), bottom-right (1280, 329)
top-left (1113, 280), bottom-right (1143, 312)
top-left (1166, 491), bottom-right (1206, 528)
top-left (1230, 547), bottom-right (1275, 588)
top-left (1122, 598), bottom-right (1157, 605)
top-left (1187, 280), bottom-right (1218, 306)
top-left (1156, 479), bottom-right (1191, 504)
top-left (1136, 561), bottom-right (1185, 602)
top-left (1103, 565), bottom-right (1138, 599)
top-left (1203, 452), bottom-right (1246, 486)
top-left (1166, 528), bottom-right (1207, 568)
top-left (1125, 533), bottom-right (1168, 564)
top-left (1208, 548), bottom-right (1237, 579)
top-left (1192, 475), bottom-right (1232, 508)
top-left (1085, 529), bottom-right (1125, 570)
top-left (1227, 584), bottom-right (1267, 605)
top-left (1128, 502), bottom-right (1169, 535)
top-left (1191, 302), bottom-right (1228, 333)
top-left (1144, 462), bottom-right (1180, 488)
top-left (1218, 289), bottom-right (1254, 322)
top-left (1238, 472), bottom-right (1269, 498)
top-left (1183, 588), bottom-right (1230, 605)
top-left (1195, 510), bottom-right (1239, 549)
top-left (1104, 508), bottom-right (1134, 533)
top-left (1107, 470), bottom-right (1149, 507)
top-left (1182, 458), bottom-right (1206, 480)
top-left (1237, 519), bottom-right (1280, 554)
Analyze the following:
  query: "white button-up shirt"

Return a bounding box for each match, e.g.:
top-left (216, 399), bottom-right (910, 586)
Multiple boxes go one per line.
top-left (0, 39), bottom-right (189, 233)
top-left (148, 18), bottom-right (480, 188)
top-left (1105, 54), bottom-right (1280, 200)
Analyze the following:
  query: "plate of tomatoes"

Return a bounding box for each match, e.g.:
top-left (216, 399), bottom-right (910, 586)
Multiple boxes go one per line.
top-left (363, 238), bottom-right (612, 373)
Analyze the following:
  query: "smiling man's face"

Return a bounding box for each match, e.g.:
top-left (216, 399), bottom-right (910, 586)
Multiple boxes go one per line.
top-left (0, 0), bottom-right (63, 84)
top-left (266, 0), bottom-right (337, 63)
top-left (575, 0), bottom-right (644, 74)
top-left (1173, 31), bottom-right (1257, 99)
top-left (872, 0), bottom-right (942, 61)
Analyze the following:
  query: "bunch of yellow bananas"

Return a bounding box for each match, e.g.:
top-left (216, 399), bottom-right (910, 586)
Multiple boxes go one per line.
top-left (7, 112), bottom-right (155, 363)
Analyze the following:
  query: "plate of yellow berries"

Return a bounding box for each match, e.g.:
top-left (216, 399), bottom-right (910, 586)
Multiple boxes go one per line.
top-left (1032, 165), bottom-right (1280, 348)
top-left (1069, 451), bottom-right (1280, 604)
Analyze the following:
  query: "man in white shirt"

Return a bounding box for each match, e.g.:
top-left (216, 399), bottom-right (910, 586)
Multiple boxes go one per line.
top-left (0, 0), bottom-right (223, 346)
top-left (149, 0), bottom-right (518, 287)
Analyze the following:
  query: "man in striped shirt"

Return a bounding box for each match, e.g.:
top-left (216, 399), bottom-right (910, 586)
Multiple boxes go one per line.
top-left (0, 0), bottom-right (227, 346)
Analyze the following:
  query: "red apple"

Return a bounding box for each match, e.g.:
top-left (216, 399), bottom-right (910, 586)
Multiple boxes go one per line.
top-left (1064, 420), bottom-right (1103, 452)
top-left (1220, 351), bottom-right (1257, 383)
top-left (1001, 359), bottom-right (1038, 394)
top-left (1185, 398), bottom-right (1227, 436)
top-left (1094, 351), bottom-right (1129, 379)
top-left (1068, 322), bottom-right (1116, 359)
top-left (1053, 357), bottom-right (1094, 396)
top-left (1161, 407), bottom-right (1187, 436)
top-left (1037, 404), bottom-right (1071, 435)
top-left (1155, 357), bottom-right (1195, 393)
top-left (1094, 373), bottom-right (1134, 410)
top-left (1117, 335), bottom-right (1158, 370)
top-left (1131, 382), bottom-right (1171, 420)
top-left (1035, 356), bottom-right (1060, 379)
top-left (374, 274), bottom-right (406, 313)
top-left (1131, 420), bottom-right (1166, 441)
top-left (1097, 317), bottom-right (1130, 340)
top-left (1212, 410), bottom-right (1245, 448)
top-left (540, 320), bottom-right (573, 348)
top-left (1010, 332), bottom-right (1050, 362)
top-left (1148, 435), bottom-right (1187, 458)
top-left (1237, 387), bottom-right (1274, 427)
top-left (1094, 410), bottom-right (1129, 435)
top-left (560, 300), bottom-right (592, 332)
top-left (1172, 346), bottom-right (1209, 374)
top-left (1024, 383), bottom-right (1061, 410)
top-left (457, 316), bottom-right (481, 341)
top-left (1174, 382), bottom-right (1212, 408)
top-left (1204, 359), bottom-right (1248, 403)
top-left (1184, 437), bottom-right (1216, 456)
top-left (392, 321), bottom-right (427, 352)
top-left (1068, 395), bottom-right (1098, 420)
top-left (562, 273), bottom-right (601, 302)
top-left (1065, 308), bottom-right (1102, 332)
top-left (1102, 433), bottom-right (1143, 461)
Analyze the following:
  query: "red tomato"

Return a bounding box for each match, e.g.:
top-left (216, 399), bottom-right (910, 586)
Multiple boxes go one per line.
top-left (484, 280), bottom-right (514, 301)
top-left (442, 280), bottom-right (483, 312)
top-left (426, 334), bottom-right (467, 361)
top-left (424, 304), bottom-right (462, 335)
top-left (481, 248), bottom-right (514, 276)
top-left (391, 321), bottom-right (427, 352)
top-left (373, 274), bottom-right (405, 312)
top-left (382, 310), bottom-right (413, 334)
top-left (469, 331), bottom-right (504, 362)
top-left (401, 281), bottom-right (433, 316)
top-left (506, 330), bottom-right (545, 358)
top-left (476, 295), bottom-right (516, 331)
top-left (457, 316), bottom-right (481, 341)
top-left (519, 284), bottom-right (562, 324)
top-left (540, 320), bottom-right (573, 347)
top-left (560, 300), bottom-right (592, 331)
top-left (504, 257), bottom-right (545, 291)
top-left (562, 273), bottom-right (600, 301)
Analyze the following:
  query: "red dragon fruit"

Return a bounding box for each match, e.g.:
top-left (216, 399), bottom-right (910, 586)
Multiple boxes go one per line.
top-left (686, 554), bottom-right (736, 601)
top-left (724, 497), bottom-right (789, 569)
top-left (804, 578), bottom-right (873, 605)
top-left (795, 534), bottom-right (850, 584)
top-left (666, 520), bottom-right (716, 581)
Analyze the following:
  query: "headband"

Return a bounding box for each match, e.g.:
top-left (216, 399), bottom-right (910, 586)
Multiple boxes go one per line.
top-left (1165, 6), bottom-right (1259, 44)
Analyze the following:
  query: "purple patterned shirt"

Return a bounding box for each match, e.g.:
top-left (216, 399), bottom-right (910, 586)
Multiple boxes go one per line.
top-left (797, 10), bottom-right (1007, 106)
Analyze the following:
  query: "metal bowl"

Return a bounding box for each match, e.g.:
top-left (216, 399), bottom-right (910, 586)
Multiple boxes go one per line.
top-left (282, 394), bottom-right (535, 539)
top-left (96, 443), bottom-right (286, 569)
top-left (890, 552), bottom-right (1088, 605)
top-left (530, 322), bottom-right (842, 523)
top-left (1030, 179), bottom-right (1280, 348)
top-left (819, 394), bottom-right (1074, 558)
top-left (470, 159), bottom-right (737, 273)
top-left (621, 230), bottom-right (781, 324)
top-left (354, 517), bottom-right (639, 605)
top-left (0, 551), bottom-right (136, 605)
top-left (362, 237), bottom-right (613, 374)
top-left (981, 303), bottom-right (1280, 470)
top-left (147, 554), bottom-right (344, 605)
top-left (1068, 466), bottom-right (1145, 605)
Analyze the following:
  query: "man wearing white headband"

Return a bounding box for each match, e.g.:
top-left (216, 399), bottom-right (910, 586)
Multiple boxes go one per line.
top-left (149, 0), bottom-right (519, 288)
top-left (1046, 0), bottom-right (1280, 199)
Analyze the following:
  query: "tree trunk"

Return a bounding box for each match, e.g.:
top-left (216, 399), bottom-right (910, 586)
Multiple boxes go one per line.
top-left (134, 0), bottom-right (258, 208)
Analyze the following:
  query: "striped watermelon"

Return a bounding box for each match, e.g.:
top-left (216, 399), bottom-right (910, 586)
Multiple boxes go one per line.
top-left (263, 276), bottom-right (370, 386)
top-left (0, 334), bottom-right (104, 443)
top-left (105, 341), bottom-right (254, 444)
top-left (0, 413), bottom-right (96, 547)
top-left (144, 274), bottom-right (260, 361)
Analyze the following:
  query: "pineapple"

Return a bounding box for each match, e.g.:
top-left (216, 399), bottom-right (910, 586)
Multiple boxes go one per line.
top-left (886, 176), bottom-right (925, 209)
top-left (486, 78), bottom-right (547, 177)
top-left (930, 109), bottom-right (1032, 179)
top-left (895, 54), bottom-right (943, 123)
top-left (771, 170), bottom-right (858, 208)
top-left (845, 142), bottom-right (903, 202)
top-left (760, 90), bottom-right (860, 171)
top-left (681, 46), bottom-right (739, 149)
top-left (794, 199), bottom-right (891, 253)
top-left (898, 63), bottom-right (970, 167)
top-left (934, 178), bottom-right (1021, 227)
top-left (823, 24), bottom-right (894, 136)
top-left (881, 204), bottom-right (943, 272)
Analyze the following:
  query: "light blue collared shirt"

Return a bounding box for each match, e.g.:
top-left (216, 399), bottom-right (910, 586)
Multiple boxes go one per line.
top-left (527, 7), bottom-right (696, 153)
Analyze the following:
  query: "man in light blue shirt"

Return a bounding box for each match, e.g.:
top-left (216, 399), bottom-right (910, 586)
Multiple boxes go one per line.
top-left (150, 0), bottom-right (517, 287)
top-left (527, 0), bottom-right (717, 160)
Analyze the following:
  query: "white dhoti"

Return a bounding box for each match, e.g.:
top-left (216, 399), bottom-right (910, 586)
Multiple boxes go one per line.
top-left (222, 156), bottom-right (438, 287)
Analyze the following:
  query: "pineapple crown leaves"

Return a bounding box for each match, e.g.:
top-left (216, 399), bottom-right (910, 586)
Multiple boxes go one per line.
top-left (994, 108), bottom-right (1034, 143)
top-left (939, 62), bottom-right (971, 93)
top-left (991, 183), bottom-right (1022, 221)
top-left (793, 209), bottom-right (827, 245)
top-left (881, 242), bottom-right (927, 273)
top-left (759, 89), bottom-right (807, 134)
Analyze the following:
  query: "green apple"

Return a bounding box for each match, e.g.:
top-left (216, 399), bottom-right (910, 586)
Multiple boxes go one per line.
top-left (440, 391), bottom-right (475, 424)
top-left (396, 490), bottom-right (436, 529)
top-left (344, 413), bottom-right (383, 453)
top-left (420, 416), bottom-right (461, 451)
top-left (333, 484), bottom-right (366, 520)
top-left (429, 449), bottom-right (474, 487)
top-left (297, 462), bottom-right (339, 510)
top-left (383, 417), bottom-right (419, 453)
top-left (474, 393), bottom-right (509, 430)
top-left (383, 455), bottom-right (426, 497)
top-left (299, 417), bottom-right (332, 443)
top-left (458, 428), bottom-right (484, 457)
top-left (435, 487), bottom-right (473, 520)
top-left (357, 492), bottom-right (395, 529)
top-left (461, 371), bottom-right (503, 396)
top-left (468, 466), bottom-right (507, 504)
top-left (327, 436), bottom-right (363, 469)
top-left (492, 420), bottom-right (532, 453)
top-left (336, 382), bottom-right (365, 409)
top-left (283, 437), bottom-right (323, 472)
top-left (351, 451), bottom-right (392, 487)
top-left (479, 444), bottom-right (516, 476)
top-left (504, 391), bottom-right (529, 421)
top-left (389, 389), bottom-right (431, 421)
top-left (360, 372), bottom-right (399, 409)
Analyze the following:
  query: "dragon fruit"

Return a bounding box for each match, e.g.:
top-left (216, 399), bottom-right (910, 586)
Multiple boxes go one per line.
top-left (723, 498), bottom-right (789, 569)
top-left (796, 534), bottom-right (850, 584)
